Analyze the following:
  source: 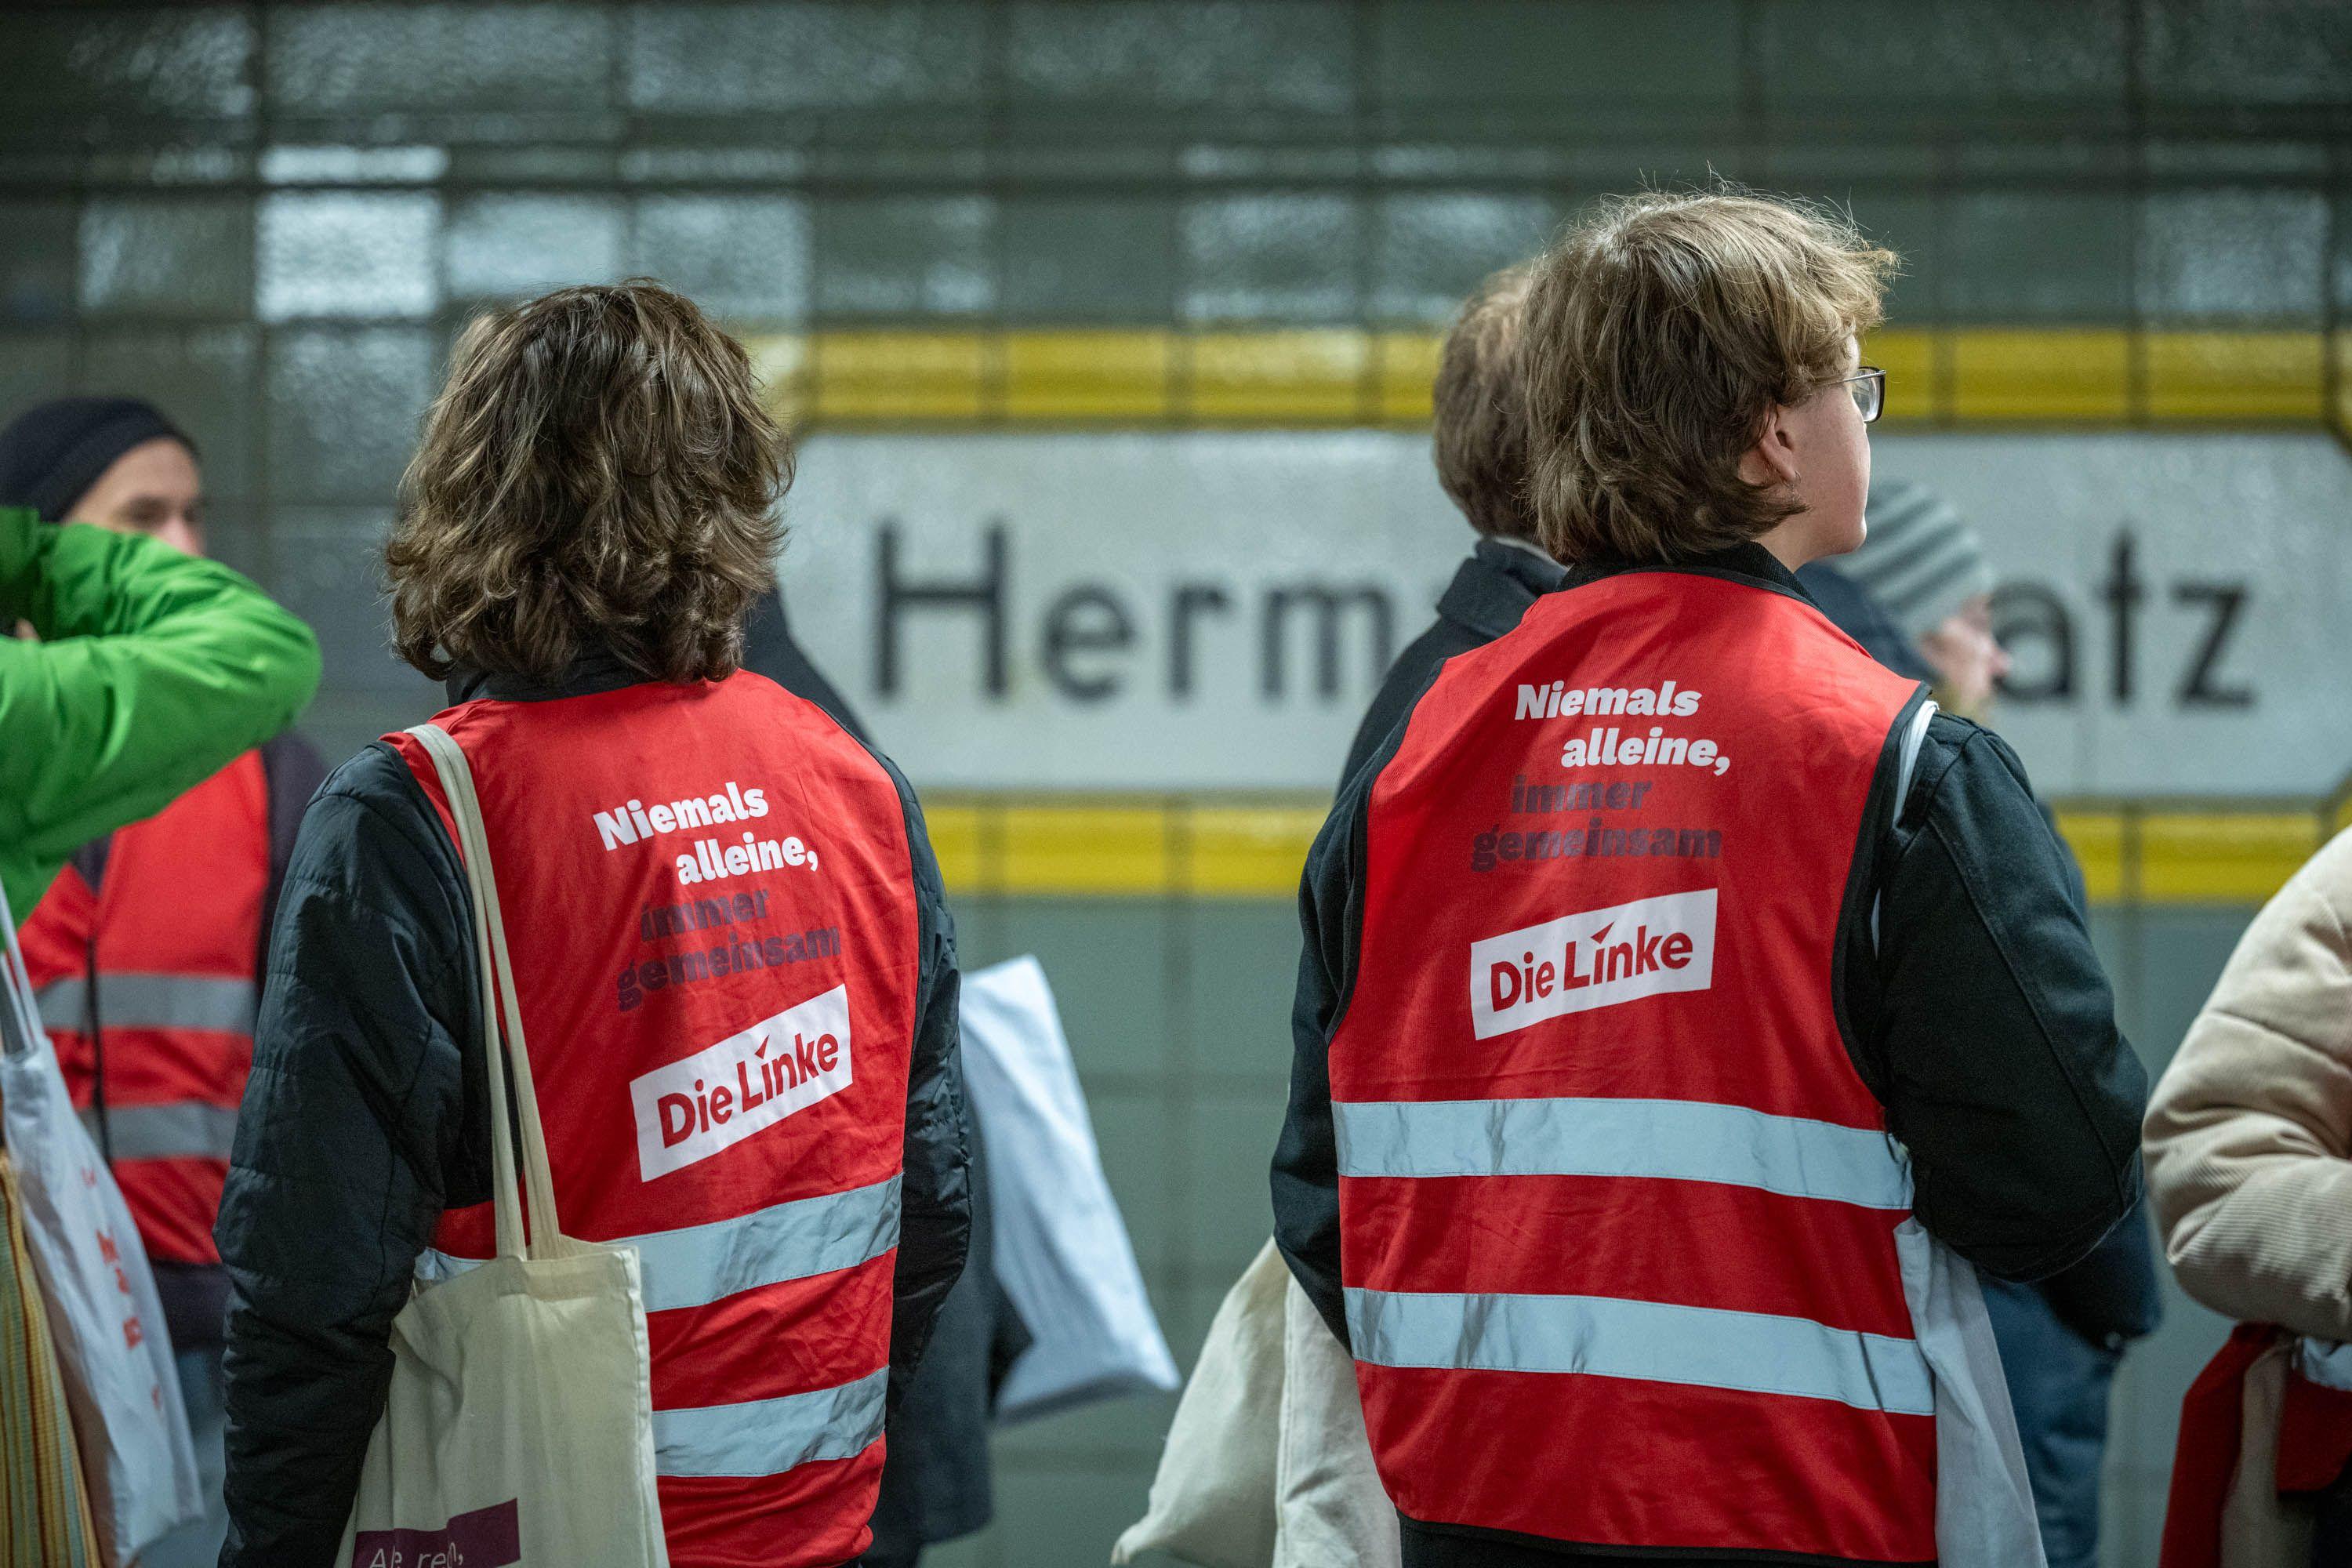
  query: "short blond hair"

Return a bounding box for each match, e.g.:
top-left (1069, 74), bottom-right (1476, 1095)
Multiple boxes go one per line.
top-left (1521, 191), bottom-right (1896, 562)
top-left (1432, 263), bottom-right (1535, 540)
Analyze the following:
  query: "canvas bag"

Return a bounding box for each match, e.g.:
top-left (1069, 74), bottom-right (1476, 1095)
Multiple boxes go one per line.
top-left (960, 955), bottom-right (1178, 1421)
top-left (1273, 1274), bottom-right (1397, 1568)
top-left (1112, 1242), bottom-right (1399, 1568)
top-left (336, 722), bottom-right (669, 1568)
top-left (0, 873), bottom-right (198, 1566)
top-left (1112, 1239), bottom-right (1287, 1568)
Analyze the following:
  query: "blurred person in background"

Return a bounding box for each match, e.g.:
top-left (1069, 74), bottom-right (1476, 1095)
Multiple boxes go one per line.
top-left (2147, 829), bottom-right (2352, 1565)
top-left (1791, 558), bottom-right (1933, 682)
top-left (1276, 190), bottom-right (2147, 1568)
top-left (0, 396), bottom-right (325, 1568)
top-left (741, 592), bottom-right (1027, 1568)
top-left (1835, 479), bottom-right (2009, 720)
top-left (1339, 262), bottom-right (1564, 786)
top-left (214, 282), bottom-right (971, 1568)
top-left (1836, 477), bottom-right (2163, 1568)
top-left (0, 399), bottom-right (319, 926)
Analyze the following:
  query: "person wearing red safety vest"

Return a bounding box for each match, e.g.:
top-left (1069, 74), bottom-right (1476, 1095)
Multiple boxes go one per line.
top-left (0, 394), bottom-right (325, 1568)
top-left (1274, 191), bottom-right (2148, 1568)
top-left (215, 282), bottom-right (971, 1568)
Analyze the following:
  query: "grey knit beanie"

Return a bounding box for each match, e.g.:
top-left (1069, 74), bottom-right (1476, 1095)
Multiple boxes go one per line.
top-left (1842, 480), bottom-right (1993, 643)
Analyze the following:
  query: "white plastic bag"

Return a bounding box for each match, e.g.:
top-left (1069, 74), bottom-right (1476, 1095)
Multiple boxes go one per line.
top-left (960, 955), bottom-right (1178, 1421)
top-left (1894, 1218), bottom-right (2047, 1568)
top-left (336, 723), bottom-right (670, 1568)
top-left (0, 877), bottom-right (199, 1566)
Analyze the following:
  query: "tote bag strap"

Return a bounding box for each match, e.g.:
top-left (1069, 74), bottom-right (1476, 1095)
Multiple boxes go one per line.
top-left (407, 724), bottom-right (571, 1263)
top-left (0, 881), bottom-right (45, 1064)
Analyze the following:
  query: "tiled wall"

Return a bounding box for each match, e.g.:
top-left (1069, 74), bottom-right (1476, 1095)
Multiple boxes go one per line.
top-left (2, 5), bottom-right (2343, 1565)
top-left (3, 2), bottom-right (2346, 757)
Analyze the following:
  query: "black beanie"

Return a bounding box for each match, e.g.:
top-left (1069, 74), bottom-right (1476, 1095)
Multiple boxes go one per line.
top-left (0, 397), bottom-right (197, 523)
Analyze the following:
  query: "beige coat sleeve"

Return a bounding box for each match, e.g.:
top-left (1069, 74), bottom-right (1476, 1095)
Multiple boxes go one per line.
top-left (2146, 829), bottom-right (2352, 1340)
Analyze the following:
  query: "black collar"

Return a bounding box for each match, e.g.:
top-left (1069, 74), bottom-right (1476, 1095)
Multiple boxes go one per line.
top-left (445, 648), bottom-right (650, 706)
top-left (1562, 540), bottom-right (1818, 608)
top-left (1437, 537), bottom-right (1571, 641)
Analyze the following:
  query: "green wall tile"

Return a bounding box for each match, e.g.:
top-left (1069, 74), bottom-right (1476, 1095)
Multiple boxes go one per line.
top-left (631, 194), bottom-right (811, 324)
top-left (263, 326), bottom-right (436, 504)
top-left (444, 192), bottom-right (626, 302)
top-left (1944, 191), bottom-right (2133, 323)
top-left (78, 325), bottom-right (260, 502)
top-left (267, 3), bottom-right (610, 117)
top-left (2139, 188), bottom-right (2328, 325)
top-left (989, 901), bottom-right (1176, 1081)
top-left (1008, 2), bottom-right (1352, 114)
top-left (1000, 196), bottom-right (1181, 325)
top-left (78, 196), bottom-right (254, 320)
top-left (625, 3), bottom-right (987, 114)
top-left (1181, 193), bottom-right (1359, 324)
top-left (814, 194), bottom-right (994, 319)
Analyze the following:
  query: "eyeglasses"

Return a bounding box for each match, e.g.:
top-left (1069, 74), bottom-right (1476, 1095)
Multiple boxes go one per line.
top-left (1838, 366), bottom-right (1886, 424)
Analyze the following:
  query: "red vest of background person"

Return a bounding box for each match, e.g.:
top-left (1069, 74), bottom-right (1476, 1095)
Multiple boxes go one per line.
top-left (1331, 568), bottom-right (1934, 1562)
top-left (386, 670), bottom-right (921, 1568)
top-left (15, 751), bottom-right (268, 1266)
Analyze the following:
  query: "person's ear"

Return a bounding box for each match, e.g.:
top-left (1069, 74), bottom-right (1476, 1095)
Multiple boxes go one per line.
top-left (1738, 404), bottom-right (1800, 488)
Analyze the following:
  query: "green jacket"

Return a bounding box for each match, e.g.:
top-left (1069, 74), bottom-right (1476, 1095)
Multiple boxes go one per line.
top-left (0, 506), bottom-right (322, 924)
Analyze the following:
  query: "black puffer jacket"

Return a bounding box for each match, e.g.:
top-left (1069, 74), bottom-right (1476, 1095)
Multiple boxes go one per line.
top-left (214, 654), bottom-right (971, 1567)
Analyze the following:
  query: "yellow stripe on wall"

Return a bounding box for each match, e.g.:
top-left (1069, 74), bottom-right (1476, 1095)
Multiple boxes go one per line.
top-left (927, 797), bottom-right (2329, 906)
top-left (744, 327), bottom-right (2347, 430)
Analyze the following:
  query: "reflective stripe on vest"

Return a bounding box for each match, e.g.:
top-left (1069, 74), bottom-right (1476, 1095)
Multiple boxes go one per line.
top-left (1334, 1096), bottom-right (1912, 1210)
top-left (1345, 1287), bottom-right (1935, 1417)
top-left (34, 973), bottom-right (257, 1036)
top-left (420, 1172), bottom-right (901, 1312)
top-left (417, 1174), bottom-right (902, 1477)
top-left (654, 1368), bottom-right (888, 1479)
top-left (79, 1102), bottom-right (239, 1162)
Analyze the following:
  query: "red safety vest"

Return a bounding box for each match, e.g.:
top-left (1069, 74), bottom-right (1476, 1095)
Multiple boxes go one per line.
top-left (16, 752), bottom-right (269, 1267)
top-left (387, 672), bottom-right (920, 1568)
top-left (1333, 568), bottom-right (1933, 1562)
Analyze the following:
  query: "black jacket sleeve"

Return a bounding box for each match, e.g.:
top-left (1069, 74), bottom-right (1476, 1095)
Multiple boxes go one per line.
top-left (257, 728), bottom-right (330, 972)
top-left (1855, 716), bottom-right (2149, 1281)
top-left (216, 744), bottom-right (484, 1568)
top-left (880, 759), bottom-right (974, 1408)
top-left (1272, 781), bottom-right (1367, 1349)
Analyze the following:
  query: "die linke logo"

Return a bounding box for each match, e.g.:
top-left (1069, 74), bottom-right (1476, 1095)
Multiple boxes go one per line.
top-left (1469, 888), bottom-right (1719, 1040)
top-left (630, 983), bottom-right (852, 1180)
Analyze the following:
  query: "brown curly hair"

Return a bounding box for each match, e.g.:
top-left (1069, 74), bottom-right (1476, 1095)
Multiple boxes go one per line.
top-left (1521, 190), bottom-right (1896, 563)
top-left (387, 280), bottom-right (789, 686)
top-left (1432, 262), bottom-right (1537, 541)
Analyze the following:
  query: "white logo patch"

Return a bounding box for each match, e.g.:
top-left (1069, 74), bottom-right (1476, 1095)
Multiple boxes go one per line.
top-left (630, 983), bottom-right (852, 1180)
top-left (1469, 889), bottom-right (1718, 1040)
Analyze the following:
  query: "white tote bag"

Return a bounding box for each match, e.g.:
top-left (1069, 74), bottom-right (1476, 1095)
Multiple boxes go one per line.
top-left (1273, 1275), bottom-right (1397, 1568)
top-left (336, 723), bottom-right (669, 1568)
top-left (1115, 1241), bottom-right (1401, 1568)
top-left (0, 878), bottom-right (199, 1566)
top-left (960, 955), bottom-right (1178, 1421)
top-left (1113, 1240), bottom-right (1286, 1568)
